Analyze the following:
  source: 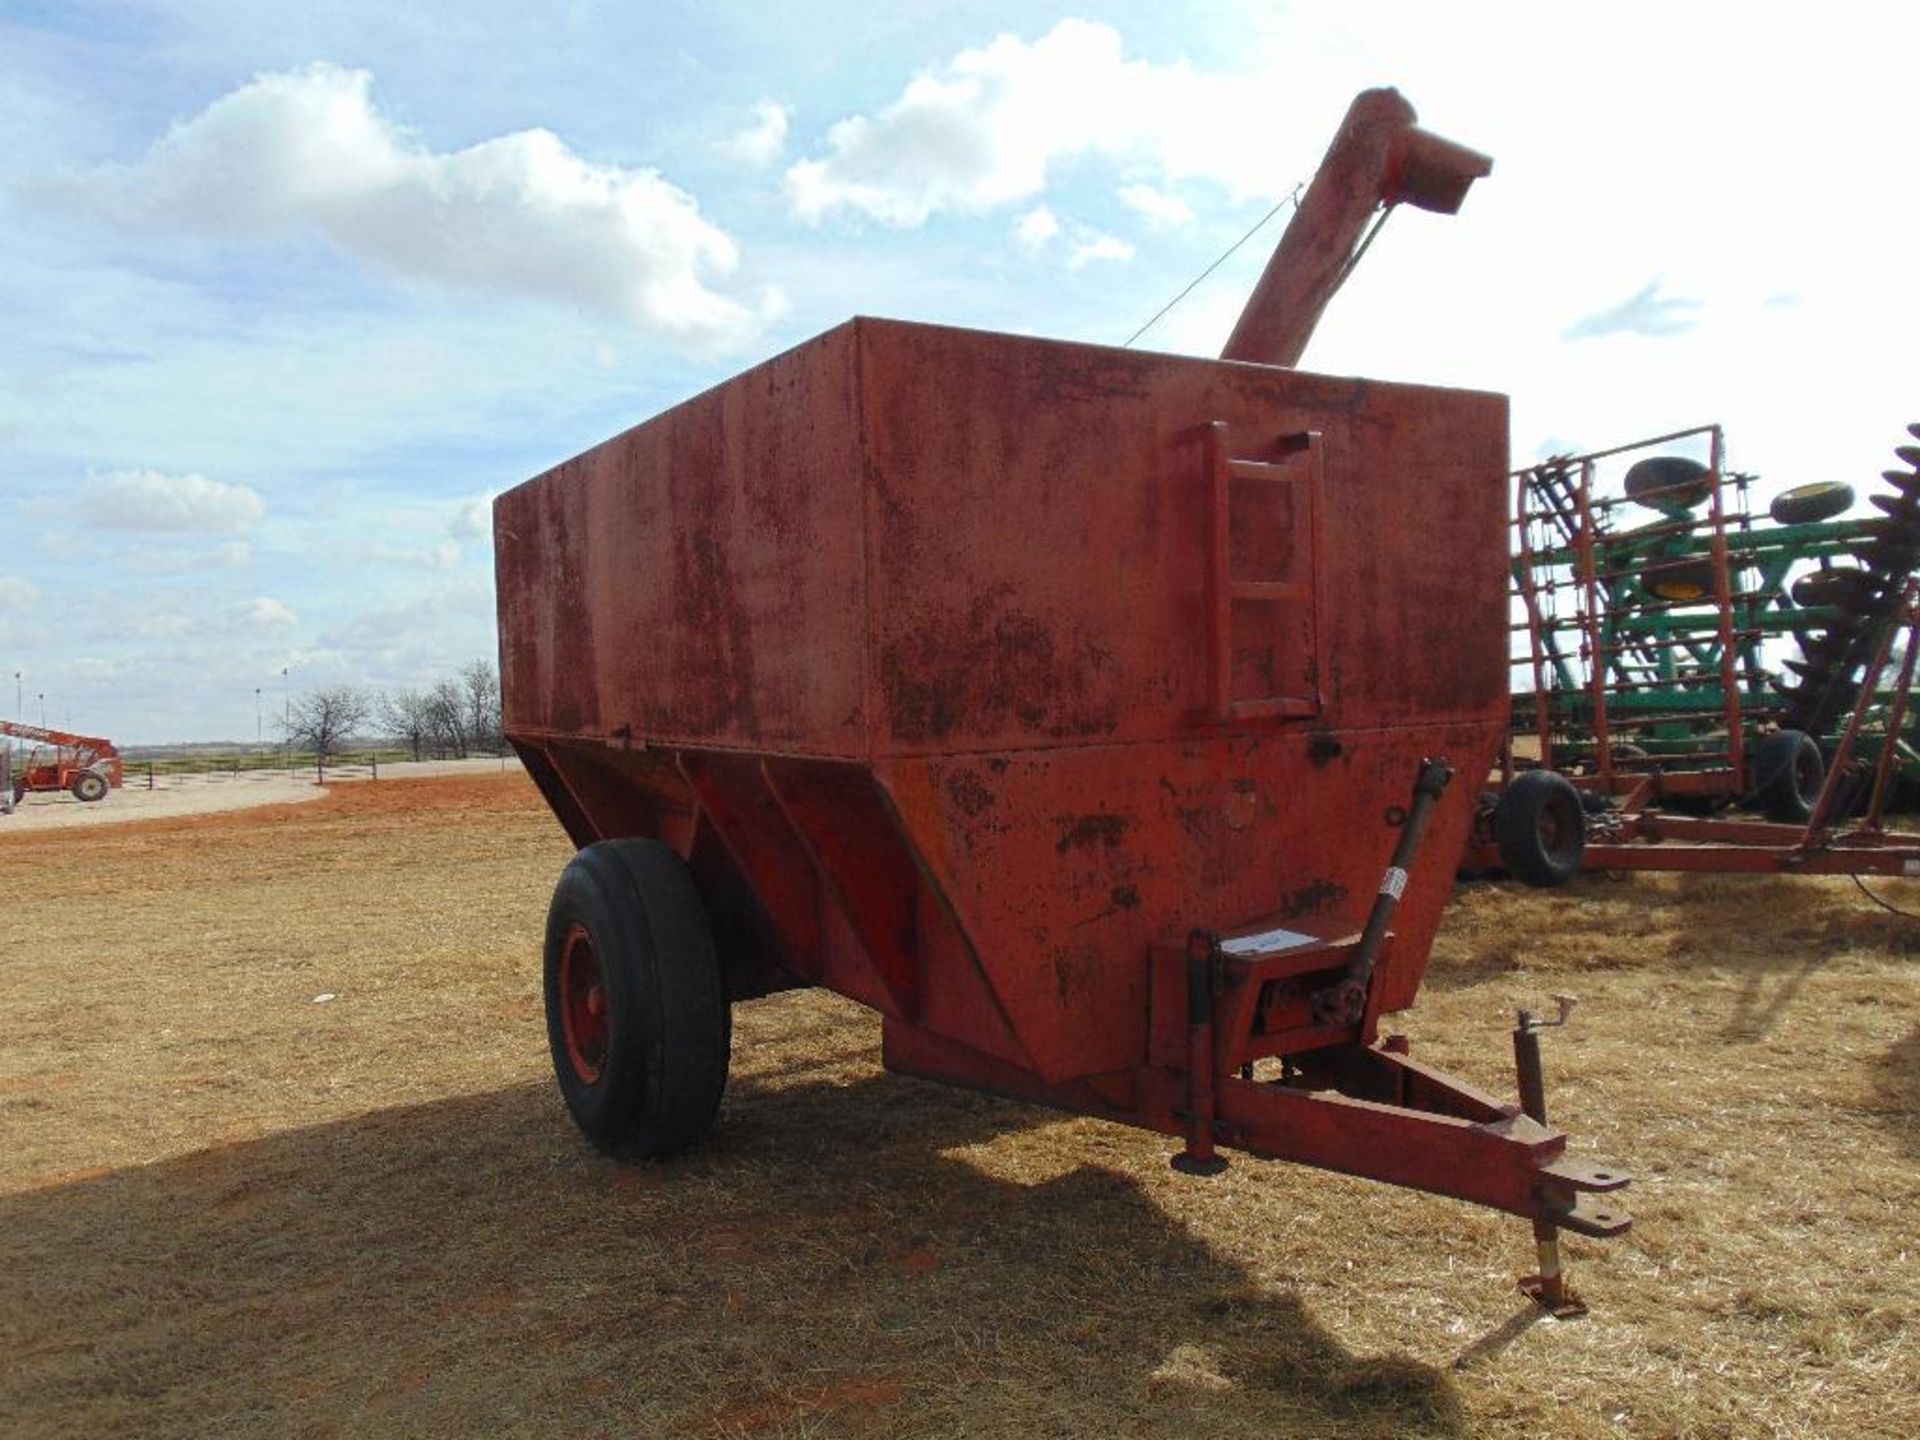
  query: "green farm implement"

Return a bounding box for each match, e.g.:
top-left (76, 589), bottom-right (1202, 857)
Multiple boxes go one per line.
top-left (1472, 422), bottom-right (1920, 885)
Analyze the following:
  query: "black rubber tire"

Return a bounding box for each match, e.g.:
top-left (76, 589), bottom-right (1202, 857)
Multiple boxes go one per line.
top-left (1639, 556), bottom-right (1717, 603)
top-left (1493, 771), bottom-right (1588, 889)
top-left (1752, 729), bottom-right (1824, 825)
top-left (70, 772), bottom-right (108, 803)
top-left (1769, 481), bottom-right (1854, 526)
top-left (1624, 456), bottom-right (1711, 509)
top-left (543, 838), bottom-right (730, 1157)
top-left (1790, 565), bottom-right (1872, 608)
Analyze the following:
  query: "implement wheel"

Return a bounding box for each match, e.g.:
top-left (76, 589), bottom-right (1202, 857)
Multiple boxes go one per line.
top-left (70, 772), bottom-right (109, 803)
top-left (543, 838), bottom-right (731, 1157)
top-left (1790, 565), bottom-right (1872, 609)
top-left (1624, 456), bottom-right (1711, 510)
top-left (1639, 556), bottom-right (1717, 604)
top-left (1770, 481), bottom-right (1854, 525)
top-left (1752, 730), bottom-right (1824, 825)
top-left (1494, 771), bottom-right (1587, 889)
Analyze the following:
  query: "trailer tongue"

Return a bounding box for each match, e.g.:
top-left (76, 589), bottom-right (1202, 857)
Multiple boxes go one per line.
top-left (495, 89), bottom-right (1629, 1309)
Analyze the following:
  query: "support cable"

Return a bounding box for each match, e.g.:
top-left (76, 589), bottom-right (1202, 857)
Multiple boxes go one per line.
top-left (1122, 184), bottom-right (1304, 348)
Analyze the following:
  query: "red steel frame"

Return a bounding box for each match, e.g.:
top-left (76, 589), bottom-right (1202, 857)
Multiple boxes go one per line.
top-left (1508, 425), bottom-right (1749, 798)
top-left (1573, 581), bottom-right (1920, 875)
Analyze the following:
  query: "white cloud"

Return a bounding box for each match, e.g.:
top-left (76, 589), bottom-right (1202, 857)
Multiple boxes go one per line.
top-left (1117, 182), bottom-right (1192, 228)
top-left (718, 100), bottom-right (791, 166)
top-left (449, 495), bottom-right (494, 541)
top-left (0, 577), bottom-right (39, 611)
top-left (81, 470), bottom-right (266, 533)
top-left (134, 611), bottom-right (194, 639)
top-left (784, 19), bottom-right (1274, 227)
top-left (243, 596), bottom-right (298, 629)
top-left (52, 63), bottom-right (758, 348)
top-left (1014, 206), bottom-right (1060, 251)
top-left (128, 595), bottom-right (297, 640)
top-left (757, 284), bottom-right (792, 325)
top-left (1561, 280), bottom-right (1705, 341)
top-left (1067, 232), bottom-right (1135, 270)
top-left (420, 539), bottom-right (462, 571)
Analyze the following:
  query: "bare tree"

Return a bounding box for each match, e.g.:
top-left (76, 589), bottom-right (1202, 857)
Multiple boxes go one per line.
top-left (426, 679), bottom-right (469, 758)
top-left (285, 686), bottom-right (372, 761)
top-left (461, 660), bottom-right (501, 754)
top-left (381, 688), bottom-right (436, 762)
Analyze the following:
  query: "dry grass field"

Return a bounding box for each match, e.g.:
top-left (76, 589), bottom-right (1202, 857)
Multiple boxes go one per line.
top-left (2, 771), bottom-right (1916, 1438)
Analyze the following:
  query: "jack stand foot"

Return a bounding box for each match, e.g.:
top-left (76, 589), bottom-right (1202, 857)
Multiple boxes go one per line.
top-left (1171, 1151), bottom-right (1229, 1177)
top-left (1519, 1273), bottom-right (1588, 1320)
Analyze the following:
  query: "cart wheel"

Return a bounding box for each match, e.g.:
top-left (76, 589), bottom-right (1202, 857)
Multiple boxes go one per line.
top-left (1752, 730), bottom-right (1824, 825)
top-left (543, 838), bottom-right (730, 1157)
top-left (1790, 565), bottom-right (1872, 609)
top-left (1769, 481), bottom-right (1854, 526)
top-left (70, 772), bottom-right (109, 803)
top-left (1493, 772), bottom-right (1587, 889)
top-left (1623, 456), bottom-right (1711, 510)
top-left (1638, 556), bottom-right (1717, 603)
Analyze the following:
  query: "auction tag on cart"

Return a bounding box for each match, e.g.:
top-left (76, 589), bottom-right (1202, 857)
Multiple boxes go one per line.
top-left (1220, 926), bottom-right (1318, 956)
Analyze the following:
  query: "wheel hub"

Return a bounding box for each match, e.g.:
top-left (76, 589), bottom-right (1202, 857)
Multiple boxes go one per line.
top-left (559, 923), bottom-right (609, 1084)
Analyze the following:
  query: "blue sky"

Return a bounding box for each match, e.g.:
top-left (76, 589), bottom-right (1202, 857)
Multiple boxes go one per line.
top-left (2, 2), bottom-right (1915, 742)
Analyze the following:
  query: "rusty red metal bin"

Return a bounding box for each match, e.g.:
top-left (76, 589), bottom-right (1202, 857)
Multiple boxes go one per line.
top-left (495, 92), bottom-right (1630, 1303)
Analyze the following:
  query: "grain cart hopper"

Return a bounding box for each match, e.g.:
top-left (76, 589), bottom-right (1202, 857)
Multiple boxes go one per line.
top-left (497, 90), bottom-right (1629, 1308)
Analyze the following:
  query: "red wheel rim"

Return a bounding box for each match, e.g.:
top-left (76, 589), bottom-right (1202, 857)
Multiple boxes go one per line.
top-left (559, 923), bottom-right (609, 1084)
top-left (1538, 801), bottom-right (1571, 853)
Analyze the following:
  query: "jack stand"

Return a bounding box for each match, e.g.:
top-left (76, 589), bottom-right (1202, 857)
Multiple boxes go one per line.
top-left (1172, 931), bottom-right (1230, 1177)
top-left (1515, 996), bottom-right (1589, 1319)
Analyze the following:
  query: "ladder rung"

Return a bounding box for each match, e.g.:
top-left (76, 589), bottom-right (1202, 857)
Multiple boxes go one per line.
top-left (1226, 458), bottom-right (1301, 483)
top-left (1230, 581), bottom-right (1309, 602)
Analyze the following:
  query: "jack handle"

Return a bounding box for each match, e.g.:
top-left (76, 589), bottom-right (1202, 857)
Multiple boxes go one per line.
top-left (1313, 756), bottom-right (1453, 1027)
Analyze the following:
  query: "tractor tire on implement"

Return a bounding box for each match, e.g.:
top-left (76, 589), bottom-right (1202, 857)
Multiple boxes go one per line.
top-left (1494, 771), bottom-right (1587, 888)
top-left (543, 838), bottom-right (731, 1157)
top-left (1752, 729), bottom-right (1824, 825)
top-left (1623, 455), bottom-right (1712, 510)
top-left (70, 772), bottom-right (108, 802)
top-left (1769, 481), bottom-right (1854, 526)
top-left (1639, 557), bottom-right (1717, 603)
top-left (1790, 565), bottom-right (1872, 609)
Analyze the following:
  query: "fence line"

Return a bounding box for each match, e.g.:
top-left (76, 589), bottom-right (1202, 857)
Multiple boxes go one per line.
top-left (118, 751), bottom-right (514, 790)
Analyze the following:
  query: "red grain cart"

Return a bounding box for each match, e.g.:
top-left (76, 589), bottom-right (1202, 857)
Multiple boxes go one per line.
top-left (497, 91), bottom-right (1628, 1307)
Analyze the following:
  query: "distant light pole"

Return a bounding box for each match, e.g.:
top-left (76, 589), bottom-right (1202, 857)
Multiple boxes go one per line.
top-left (254, 687), bottom-right (262, 748)
top-left (282, 666), bottom-right (291, 772)
top-left (37, 692), bottom-right (45, 729)
top-left (12, 671), bottom-right (19, 722)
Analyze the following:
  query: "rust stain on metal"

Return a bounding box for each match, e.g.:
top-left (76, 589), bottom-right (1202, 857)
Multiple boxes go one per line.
top-left (1279, 878), bottom-right (1347, 921)
top-left (1054, 813), bottom-right (1134, 855)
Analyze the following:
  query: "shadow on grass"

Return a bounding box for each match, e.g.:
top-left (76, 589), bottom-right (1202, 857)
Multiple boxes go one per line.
top-left (1721, 949), bottom-right (1828, 1041)
top-left (1, 1069), bottom-right (1465, 1440)
top-left (1873, 1027), bottom-right (1920, 1159)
